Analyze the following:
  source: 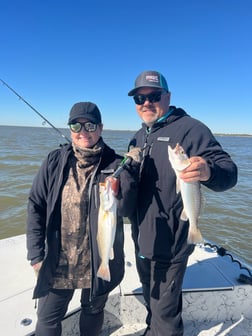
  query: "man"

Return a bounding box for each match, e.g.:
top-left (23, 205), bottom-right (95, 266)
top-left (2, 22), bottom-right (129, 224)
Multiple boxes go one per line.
top-left (127, 70), bottom-right (238, 336)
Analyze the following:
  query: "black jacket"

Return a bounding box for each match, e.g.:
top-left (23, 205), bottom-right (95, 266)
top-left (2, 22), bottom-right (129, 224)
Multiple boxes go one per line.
top-left (129, 106), bottom-right (238, 262)
top-left (27, 141), bottom-right (139, 299)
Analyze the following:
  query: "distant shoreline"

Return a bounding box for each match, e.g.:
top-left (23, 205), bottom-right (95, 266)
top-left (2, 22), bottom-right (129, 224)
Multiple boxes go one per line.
top-left (214, 133), bottom-right (252, 137)
top-left (0, 125), bottom-right (251, 137)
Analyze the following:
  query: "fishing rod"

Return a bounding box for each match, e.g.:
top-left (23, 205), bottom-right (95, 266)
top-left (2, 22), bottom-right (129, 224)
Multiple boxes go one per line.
top-left (112, 144), bottom-right (148, 178)
top-left (112, 156), bottom-right (132, 178)
top-left (0, 78), bottom-right (71, 143)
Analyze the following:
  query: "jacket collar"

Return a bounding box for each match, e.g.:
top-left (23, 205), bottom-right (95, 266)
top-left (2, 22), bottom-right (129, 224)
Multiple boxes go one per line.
top-left (142, 106), bottom-right (188, 133)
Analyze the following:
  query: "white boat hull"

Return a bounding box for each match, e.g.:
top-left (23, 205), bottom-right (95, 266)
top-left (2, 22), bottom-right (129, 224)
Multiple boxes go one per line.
top-left (0, 225), bottom-right (251, 335)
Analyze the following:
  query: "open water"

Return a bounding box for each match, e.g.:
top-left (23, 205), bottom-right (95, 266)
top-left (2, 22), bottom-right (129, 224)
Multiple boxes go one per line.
top-left (0, 125), bottom-right (251, 265)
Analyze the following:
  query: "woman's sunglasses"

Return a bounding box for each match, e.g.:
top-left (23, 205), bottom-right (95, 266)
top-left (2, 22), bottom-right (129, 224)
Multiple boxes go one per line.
top-left (69, 121), bottom-right (98, 133)
top-left (133, 91), bottom-right (166, 105)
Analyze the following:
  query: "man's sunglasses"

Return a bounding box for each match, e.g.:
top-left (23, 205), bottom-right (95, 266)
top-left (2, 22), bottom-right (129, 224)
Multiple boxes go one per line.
top-left (133, 91), bottom-right (166, 105)
top-left (69, 121), bottom-right (98, 133)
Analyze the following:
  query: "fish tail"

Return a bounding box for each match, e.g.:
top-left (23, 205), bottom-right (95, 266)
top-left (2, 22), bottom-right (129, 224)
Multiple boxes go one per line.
top-left (187, 227), bottom-right (204, 244)
top-left (97, 264), bottom-right (111, 282)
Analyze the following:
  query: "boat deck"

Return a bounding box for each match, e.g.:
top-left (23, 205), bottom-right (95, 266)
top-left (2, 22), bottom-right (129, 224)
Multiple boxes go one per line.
top-left (0, 225), bottom-right (251, 335)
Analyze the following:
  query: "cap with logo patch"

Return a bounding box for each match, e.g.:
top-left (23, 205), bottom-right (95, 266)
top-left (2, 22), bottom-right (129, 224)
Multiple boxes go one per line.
top-left (128, 70), bottom-right (169, 96)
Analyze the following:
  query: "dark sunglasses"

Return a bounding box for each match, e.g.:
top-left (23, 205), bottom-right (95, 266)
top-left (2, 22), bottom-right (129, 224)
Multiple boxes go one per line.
top-left (133, 91), bottom-right (166, 105)
top-left (69, 121), bottom-right (98, 133)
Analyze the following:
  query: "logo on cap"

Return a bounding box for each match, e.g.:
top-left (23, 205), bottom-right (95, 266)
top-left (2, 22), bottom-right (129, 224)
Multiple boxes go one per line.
top-left (146, 75), bottom-right (159, 83)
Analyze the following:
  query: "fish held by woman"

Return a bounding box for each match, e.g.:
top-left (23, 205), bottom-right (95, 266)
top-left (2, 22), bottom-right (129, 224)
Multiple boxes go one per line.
top-left (168, 143), bottom-right (204, 244)
top-left (97, 178), bottom-right (117, 281)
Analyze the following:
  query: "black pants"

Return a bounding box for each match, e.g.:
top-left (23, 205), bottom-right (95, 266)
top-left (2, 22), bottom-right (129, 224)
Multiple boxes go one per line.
top-left (136, 254), bottom-right (188, 336)
top-left (35, 288), bottom-right (108, 336)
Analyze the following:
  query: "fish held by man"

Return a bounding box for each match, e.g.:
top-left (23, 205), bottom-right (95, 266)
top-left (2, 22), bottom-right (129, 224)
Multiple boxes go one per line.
top-left (168, 143), bottom-right (204, 244)
top-left (97, 178), bottom-right (117, 281)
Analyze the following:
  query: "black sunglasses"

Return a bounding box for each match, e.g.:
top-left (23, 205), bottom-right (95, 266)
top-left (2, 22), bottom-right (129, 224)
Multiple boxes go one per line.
top-left (69, 121), bottom-right (98, 133)
top-left (133, 91), bottom-right (166, 105)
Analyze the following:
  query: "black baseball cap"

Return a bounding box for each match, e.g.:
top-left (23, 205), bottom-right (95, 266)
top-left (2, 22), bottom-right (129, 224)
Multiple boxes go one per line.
top-left (68, 102), bottom-right (102, 124)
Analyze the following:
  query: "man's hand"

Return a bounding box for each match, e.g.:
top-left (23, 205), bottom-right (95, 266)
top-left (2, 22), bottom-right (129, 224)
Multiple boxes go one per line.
top-left (179, 157), bottom-right (211, 183)
top-left (125, 147), bottom-right (142, 163)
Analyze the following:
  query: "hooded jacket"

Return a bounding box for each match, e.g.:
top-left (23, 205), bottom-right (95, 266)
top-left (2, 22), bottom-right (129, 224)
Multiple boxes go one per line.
top-left (27, 141), bottom-right (139, 299)
top-left (129, 106), bottom-right (238, 262)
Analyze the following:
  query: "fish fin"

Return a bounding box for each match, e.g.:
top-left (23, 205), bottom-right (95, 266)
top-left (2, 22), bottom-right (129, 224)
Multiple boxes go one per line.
top-left (109, 248), bottom-right (114, 260)
top-left (176, 178), bottom-right (181, 194)
top-left (180, 208), bottom-right (188, 221)
top-left (187, 227), bottom-right (204, 244)
top-left (97, 264), bottom-right (111, 282)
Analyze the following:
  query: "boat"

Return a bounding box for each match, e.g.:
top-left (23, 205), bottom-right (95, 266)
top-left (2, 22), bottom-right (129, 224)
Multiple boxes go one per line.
top-left (0, 224), bottom-right (252, 336)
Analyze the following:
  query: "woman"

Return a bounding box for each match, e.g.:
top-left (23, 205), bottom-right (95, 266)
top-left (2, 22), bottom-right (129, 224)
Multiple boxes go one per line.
top-left (26, 102), bottom-right (140, 336)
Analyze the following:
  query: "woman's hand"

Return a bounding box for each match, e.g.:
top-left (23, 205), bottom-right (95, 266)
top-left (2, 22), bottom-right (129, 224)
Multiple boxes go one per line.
top-left (105, 176), bottom-right (119, 196)
top-left (32, 261), bottom-right (43, 277)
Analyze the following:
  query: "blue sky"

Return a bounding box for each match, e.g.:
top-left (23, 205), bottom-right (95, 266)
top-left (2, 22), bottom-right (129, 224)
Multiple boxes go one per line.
top-left (1, 0), bottom-right (251, 134)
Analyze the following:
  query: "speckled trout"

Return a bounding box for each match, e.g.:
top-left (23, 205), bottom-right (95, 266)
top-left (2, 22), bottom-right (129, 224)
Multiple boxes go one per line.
top-left (97, 179), bottom-right (117, 281)
top-left (168, 143), bottom-right (204, 244)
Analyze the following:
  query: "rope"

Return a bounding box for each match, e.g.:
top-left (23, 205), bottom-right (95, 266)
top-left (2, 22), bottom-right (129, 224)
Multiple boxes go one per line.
top-left (204, 242), bottom-right (252, 281)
